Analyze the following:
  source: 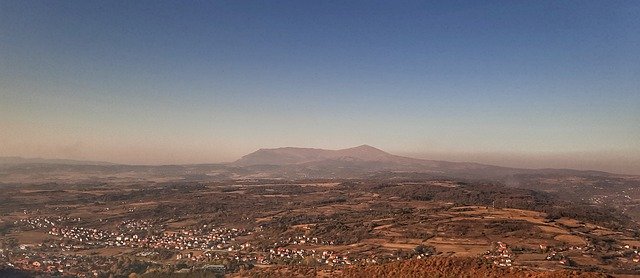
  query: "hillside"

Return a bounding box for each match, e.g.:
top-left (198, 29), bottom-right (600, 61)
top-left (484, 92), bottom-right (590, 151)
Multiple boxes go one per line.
top-left (338, 257), bottom-right (611, 278)
top-left (241, 257), bottom-right (611, 277)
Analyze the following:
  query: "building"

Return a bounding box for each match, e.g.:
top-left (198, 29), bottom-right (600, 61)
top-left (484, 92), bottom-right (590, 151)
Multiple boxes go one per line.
top-left (202, 264), bottom-right (225, 274)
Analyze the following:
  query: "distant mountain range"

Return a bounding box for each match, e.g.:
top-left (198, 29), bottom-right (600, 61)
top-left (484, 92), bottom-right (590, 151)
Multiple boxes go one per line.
top-left (0, 145), bottom-right (624, 183)
top-left (0, 156), bottom-right (114, 166)
top-left (231, 145), bottom-right (612, 179)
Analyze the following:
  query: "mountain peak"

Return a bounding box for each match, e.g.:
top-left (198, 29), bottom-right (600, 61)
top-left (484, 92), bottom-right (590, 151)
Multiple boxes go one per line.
top-left (347, 144), bottom-right (385, 152)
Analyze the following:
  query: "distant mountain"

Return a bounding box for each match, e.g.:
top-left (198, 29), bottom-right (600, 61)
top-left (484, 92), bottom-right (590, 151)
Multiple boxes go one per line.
top-left (231, 145), bottom-right (620, 179)
top-left (0, 156), bottom-right (115, 166)
top-left (0, 146), bottom-right (628, 184)
top-left (232, 145), bottom-right (416, 166)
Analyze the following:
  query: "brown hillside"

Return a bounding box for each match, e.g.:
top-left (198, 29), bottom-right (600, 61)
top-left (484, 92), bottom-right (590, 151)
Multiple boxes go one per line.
top-left (338, 257), bottom-right (611, 278)
top-left (240, 257), bottom-right (611, 278)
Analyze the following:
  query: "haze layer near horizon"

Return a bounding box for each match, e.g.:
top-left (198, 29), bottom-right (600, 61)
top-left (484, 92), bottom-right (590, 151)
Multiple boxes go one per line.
top-left (1, 1), bottom-right (639, 173)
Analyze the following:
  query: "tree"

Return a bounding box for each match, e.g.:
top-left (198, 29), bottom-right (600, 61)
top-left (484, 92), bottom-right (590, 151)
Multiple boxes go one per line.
top-left (414, 244), bottom-right (436, 255)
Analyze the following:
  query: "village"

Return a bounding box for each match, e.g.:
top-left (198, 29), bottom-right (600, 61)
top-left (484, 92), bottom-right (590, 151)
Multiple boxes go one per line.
top-left (1, 216), bottom-right (418, 276)
top-left (4, 212), bottom-right (640, 277)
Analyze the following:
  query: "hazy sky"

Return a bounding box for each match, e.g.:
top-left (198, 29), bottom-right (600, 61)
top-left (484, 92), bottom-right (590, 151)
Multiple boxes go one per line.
top-left (1, 1), bottom-right (639, 173)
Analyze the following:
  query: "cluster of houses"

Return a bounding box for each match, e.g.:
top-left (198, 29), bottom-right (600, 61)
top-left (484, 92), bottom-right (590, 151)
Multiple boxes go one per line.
top-left (483, 239), bottom-right (640, 269)
top-left (118, 219), bottom-right (157, 233)
top-left (171, 244), bottom-right (425, 268)
top-left (12, 216), bottom-right (80, 230)
top-left (48, 224), bottom-right (249, 252)
top-left (270, 235), bottom-right (333, 247)
top-left (545, 251), bottom-right (573, 266)
top-left (261, 248), bottom-right (353, 265)
top-left (1, 251), bottom-right (118, 277)
top-left (483, 241), bottom-right (513, 267)
top-left (170, 246), bottom-right (354, 267)
top-left (548, 243), bottom-right (640, 267)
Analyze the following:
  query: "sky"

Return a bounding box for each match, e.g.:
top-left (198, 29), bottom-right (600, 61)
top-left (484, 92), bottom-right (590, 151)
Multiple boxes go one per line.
top-left (1, 1), bottom-right (639, 173)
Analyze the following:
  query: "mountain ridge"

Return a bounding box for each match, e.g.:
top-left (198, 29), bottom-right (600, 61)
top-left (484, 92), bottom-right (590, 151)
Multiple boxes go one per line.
top-left (0, 146), bottom-right (628, 183)
top-left (232, 145), bottom-right (416, 166)
top-left (230, 145), bottom-right (624, 179)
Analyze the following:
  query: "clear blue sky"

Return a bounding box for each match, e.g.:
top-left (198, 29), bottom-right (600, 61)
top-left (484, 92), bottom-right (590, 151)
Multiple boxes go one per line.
top-left (1, 1), bottom-right (639, 172)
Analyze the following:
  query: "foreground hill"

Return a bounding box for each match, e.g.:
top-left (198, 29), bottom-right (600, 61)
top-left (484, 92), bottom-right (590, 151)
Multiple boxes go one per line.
top-left (240, 257), bottom-right (611, 277)
top-left (340, 257), bottom-right (611, 278)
